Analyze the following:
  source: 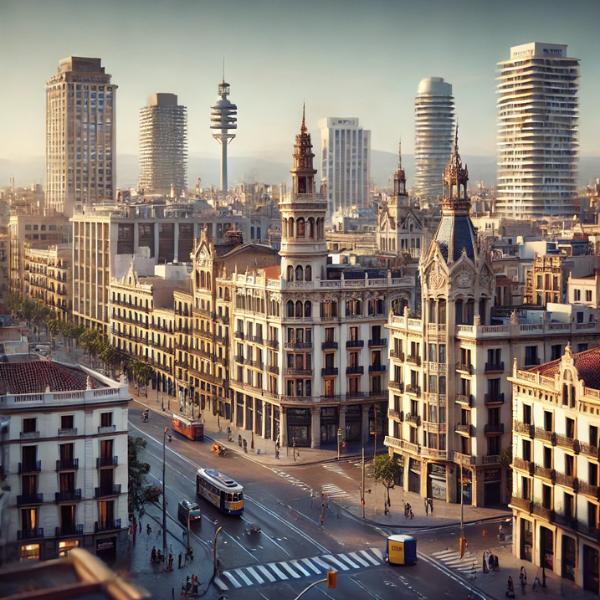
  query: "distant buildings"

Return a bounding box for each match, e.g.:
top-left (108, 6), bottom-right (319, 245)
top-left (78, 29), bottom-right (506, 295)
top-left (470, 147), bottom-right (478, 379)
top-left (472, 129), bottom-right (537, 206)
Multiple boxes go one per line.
top-left (45, 57), bottom-right (117, 217)
top-left (318, 117), bottom-right (371, 218)
top-left (139, 94), bottom-right (187, 196)
top-left (496, 43), bottom-right (580, 219)
top-left (414, 77), bottom-right (455, 201)
top-left (0, 358), bottom-right (130, 564)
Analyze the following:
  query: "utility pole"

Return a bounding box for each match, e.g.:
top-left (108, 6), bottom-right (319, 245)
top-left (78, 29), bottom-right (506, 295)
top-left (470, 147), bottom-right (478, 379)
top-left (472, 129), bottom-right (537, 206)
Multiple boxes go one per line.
top-left (361, 445), bottom-right (366, 519)
top-left (213, 526), bottom-right (223, 571)
top-left (373, 404), bottom-right (377, 460)
top-left (162, 426), bottom-right (168, 556)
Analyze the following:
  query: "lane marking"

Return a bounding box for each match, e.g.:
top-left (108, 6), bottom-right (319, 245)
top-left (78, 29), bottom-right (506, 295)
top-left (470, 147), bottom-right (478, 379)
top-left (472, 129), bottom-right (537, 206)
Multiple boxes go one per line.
top-left (290, 560), bottom-right (311, 577)
top-left (370, 548), bottom-right (383, 560)
top-left (279, 561), bottom-right (301, 578)
top-left (302, 557), bottom-right (322, 574)
top-left (349, 551), bottom-right (370, 567)
top-left (233, 568), bottom-right (254, 586)
top-left (266, 563), bottom-right (289, 580)
top-left (322, 554), bottom-right (350, 571)
top-left (245, 566), bottom-right (265, 584)
top-left (359, 550), bottom-right (380, 565)
top-left (213, 577), bottom-right (228, 591)
top-left (336, 554), bottom-right (360, 569)
top-left (224, 531), bottom-right (258, 561)
top-left (311, 557), bottom-right (333, 571)
top-left (256, 565), bottom-right (276, 582)
top-left (223, 571), bottom-right (242, 589)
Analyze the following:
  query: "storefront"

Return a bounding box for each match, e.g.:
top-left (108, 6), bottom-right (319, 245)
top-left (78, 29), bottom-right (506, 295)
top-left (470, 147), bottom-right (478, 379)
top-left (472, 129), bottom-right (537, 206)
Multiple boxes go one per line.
top-left (320, 407), bottom-right (339, 445)
top-left (265, 403), bottom-right (272, 439)
top-left (540, 526), bottom-right (554, 571)
top-left (19, 543), bottom-right (40, 561)
top-left (345, 405), bottom-right (362, 442)
top-left (408, 458), bottom-right (421, 494)
top-left (245, 395), bottom-right (254, 431)
top-left (458, 467), bottom-right (472, 505)
top-left (368, 403), bottom-right (386, 439)
top-left (287, 407), bottom-right (311, 447)
top-left (428, 464), bottom-right (447, 500)
top-left (584, 545), bottom-right (599, 594)
top-left (484, 468), bottom-right (502, 506)
top-left (96, 536), bottom-right (117, 564)
top-left (562, 535), bottom-right (576, 581)
top-left (255, 398), bottom-right (263, 436)
top-left (236, 392), bottom-right (244, 427)
top-left (520, 518), bottom-right (533, 562)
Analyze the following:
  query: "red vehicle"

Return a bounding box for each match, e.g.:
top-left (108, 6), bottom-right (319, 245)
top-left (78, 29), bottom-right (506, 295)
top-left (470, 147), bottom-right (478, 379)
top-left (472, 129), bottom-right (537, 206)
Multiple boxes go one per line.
top-left (172, 414), bottom-right (204, 441)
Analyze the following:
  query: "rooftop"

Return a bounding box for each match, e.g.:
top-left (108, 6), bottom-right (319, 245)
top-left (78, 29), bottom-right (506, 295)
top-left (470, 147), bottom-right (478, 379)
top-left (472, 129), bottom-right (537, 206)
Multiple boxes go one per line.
top-left (529, 346), bottom-right (600, 391)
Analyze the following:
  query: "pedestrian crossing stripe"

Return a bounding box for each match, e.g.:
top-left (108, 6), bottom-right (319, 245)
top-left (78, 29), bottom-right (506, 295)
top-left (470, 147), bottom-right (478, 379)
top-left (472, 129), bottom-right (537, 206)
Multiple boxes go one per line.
top-left (321, 483), bottom-right (349, 498)
top-left (432, 549), bottom-right (479, 574)
top-left (216, 548), bottom-right (383, 591)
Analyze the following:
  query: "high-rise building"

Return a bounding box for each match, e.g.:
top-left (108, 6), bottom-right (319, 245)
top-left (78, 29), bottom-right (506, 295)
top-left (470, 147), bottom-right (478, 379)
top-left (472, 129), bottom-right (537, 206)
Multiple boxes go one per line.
top-left (139, 93), bottom-right (187, 196)
top-left (414, 78), bottom-right (455, 201)
top-left (496, 43), bottom-right (580, 218)
top-left (46, 57), bottom-right (117, 217)
top-left (318, 117), bottom-right (370, 217)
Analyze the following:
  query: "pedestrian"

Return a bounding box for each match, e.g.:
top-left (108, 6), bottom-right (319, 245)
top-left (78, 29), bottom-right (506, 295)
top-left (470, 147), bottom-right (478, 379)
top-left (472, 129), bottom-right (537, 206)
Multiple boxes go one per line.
top-left (139, 519), bottom-right (142, 533)
top-left (192, 574), bottom-right (198, 594)
top-left (520, 566), bottom-right (527, 594)
top-left (156, 548), bottom-right (163, 563)
top-left (319, 514), bottom-right (324, 528)
top-left (498, 523), bottom-right (504, 541)
top-left (151, 546), bottom-right (157, 564)
top-left (488, 553), bottom-right (494, 571)
top-left (532, 575), bottom-right (540, 591)
top-left (167, 552), bottom-right (174, 571)
top-left (429, 498), bottom-right (434, 514)
top-left (404, 502), bottom-right (408, 518)
top-left (494, 554), bottom-right (499, 571)
top-left (178, 552), bottom-right (183, 569)
top-left (506, 576), bottom-right (515, 598)
top-left (483, 552), bottom-right (489, 574)
top-left (147, 523), bottom-right (152, 535)
top-left (185, 576), bottom-right (191, 593)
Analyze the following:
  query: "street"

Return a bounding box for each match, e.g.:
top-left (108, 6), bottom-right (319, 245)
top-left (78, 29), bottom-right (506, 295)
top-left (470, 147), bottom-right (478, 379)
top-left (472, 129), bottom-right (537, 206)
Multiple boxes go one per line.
top-left (129, 401), bottom-right (490, 600)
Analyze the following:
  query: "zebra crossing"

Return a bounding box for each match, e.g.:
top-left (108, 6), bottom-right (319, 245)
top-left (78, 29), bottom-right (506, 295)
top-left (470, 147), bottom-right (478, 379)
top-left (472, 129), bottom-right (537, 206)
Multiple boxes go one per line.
top-left (321, 482), bottom-right (350, 499)
top-left (271, 469), bottom-right (313, 492)
top-left (431, 548), bottom-right (479, 575)
top-left (271, 468), bottom-right (351, 499)
top-left (215, 548), bottom-right (383, 591)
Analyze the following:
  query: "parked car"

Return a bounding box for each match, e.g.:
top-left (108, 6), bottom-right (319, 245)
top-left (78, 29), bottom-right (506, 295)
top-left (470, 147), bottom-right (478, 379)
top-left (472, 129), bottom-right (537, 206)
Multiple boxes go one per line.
top-left (178, 499), bottom-right (202, 523)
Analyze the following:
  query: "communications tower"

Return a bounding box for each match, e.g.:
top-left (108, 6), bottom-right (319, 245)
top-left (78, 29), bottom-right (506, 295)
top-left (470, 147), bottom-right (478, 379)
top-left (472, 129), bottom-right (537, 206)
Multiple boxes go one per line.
top-left (210, 80), bottom-right (237, 193)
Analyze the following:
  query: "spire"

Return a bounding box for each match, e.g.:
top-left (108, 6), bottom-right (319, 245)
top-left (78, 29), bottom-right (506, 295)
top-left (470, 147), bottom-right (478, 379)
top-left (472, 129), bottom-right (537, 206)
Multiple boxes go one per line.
top-left (442, 122), bottom-right (470, 216)
top-left (301, 102), bottom-right (307, 133)
top-left (291, 105), bottom-right (316, 195)
top-left (393, 137), bottom-right (407, 200)
top-left (398, 138), bottom-right (402, 169)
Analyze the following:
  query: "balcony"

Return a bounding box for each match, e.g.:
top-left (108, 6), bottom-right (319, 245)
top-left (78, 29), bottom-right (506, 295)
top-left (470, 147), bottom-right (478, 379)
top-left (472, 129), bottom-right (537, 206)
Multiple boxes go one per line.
top-left (406, 355), bottom-right (421, 366)
top-left (555, 433), bottom-right (575, 450)
top-left (532, 505), bottom-right (554, 523)
top-left (484, 393), bottom-right (504, 406)
top-left (56, 524), bottom-right (84, 537)
top-left (369, 364), bottom-right (386, 373)
top-left (94, 484), bottom-right (122, 498)
top-left (346, 340), bottom-right (364, 349)
top-left (483, 455), bottom-right (501, 464)
top-left (321, 368), bottom-right (339, 377)
top-left (406, 413), bottom-right (421, 426)
top-left (346, 366), bottom-right (364, 375)
top-left (234, 331), bottom-right (244, 340)
top-left (56, 458), bottom-right (79, 471)
top-left (234, 354), bottom-right (244, 364)
top-left (484, 423), bottom-right (505, 435)
top-left (98, 425), bottom-right (116, 434)
top-left (20, 431), bottom-right (40, 440)
top-left (96, 456), bottom-right (118, 468)
top-left (554, 512), bottom-right (578, 531)
top-left (249, 335), bottom-right (264, 345)
top-left (368, 339), bottom-right (387, 348)
top-left (455, 362), bottom-right (473, 374)
top-left (321, 341), bottom-right (338, 350)
top-left (58, 427), bottom-right (78, 436)
top-left (17, 493), bottom-right (44, 505)
top-left (510, 496), bottom-right (532, 513)
top-left (579, 480), bottom-right (600, 500)
top-left (388, 409), bottom-right (401, 419)
top-left (455, 423), bottom-right (474, 436)
top-left (514, 421), bottom-right (535, 437)
top-left (284, 368), bottom-right (313, 376)
top-left (285, 342), bottom-right (313, 350)
top-left (534, 464), bottom-right (555, 481)
top-left (485, 362), bottom-right (505, 373)
top-left (453, 452), bottom-right (476, 465)
top-left (95, 519), bottom-right (122, 533)
top-left (266, 365), bottom-right (279, 375)
top-left (266, 339), bottom-right (279, 349)
top-left (406, 384), bottom-right (421, 396)
top-left (555, 471), bottom-right (575, 489)
top-left (17, 528), bottom-right (44, 540)
top-left (55, 489), bottom-right (82, 502)
top-left (18, 460), bottom-right (41, 474)
top-left (579, 441), bottom-right (599, 459)
top-left (455, 394), bottom-right (473, 407)
top-left (535, 428), bottom-right (556, 445)
top-left (389, 381), bottom-right (403, 392)
top-left (513, 457), bottom-right (534, 475)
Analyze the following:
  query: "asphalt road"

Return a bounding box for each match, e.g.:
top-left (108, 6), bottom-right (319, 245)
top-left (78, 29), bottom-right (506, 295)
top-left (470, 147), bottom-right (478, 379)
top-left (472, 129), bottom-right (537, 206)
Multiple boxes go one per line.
top-left (129, 401), bottom-right (492, 600)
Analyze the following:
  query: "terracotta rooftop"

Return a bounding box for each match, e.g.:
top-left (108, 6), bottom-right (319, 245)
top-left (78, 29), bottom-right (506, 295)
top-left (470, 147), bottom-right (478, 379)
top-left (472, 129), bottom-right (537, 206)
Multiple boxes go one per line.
top-left (0, 361), bottom-right (102, 395)
top-left (529, 346), bottom-right (600, 390)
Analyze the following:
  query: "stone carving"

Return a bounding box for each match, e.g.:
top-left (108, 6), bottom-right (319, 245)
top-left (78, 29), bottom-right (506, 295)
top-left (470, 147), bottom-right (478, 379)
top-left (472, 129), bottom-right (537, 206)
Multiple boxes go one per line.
top-left (479, 266), bottom-right (492, 287)
top-left (455, 267), bottom-right (473, 289)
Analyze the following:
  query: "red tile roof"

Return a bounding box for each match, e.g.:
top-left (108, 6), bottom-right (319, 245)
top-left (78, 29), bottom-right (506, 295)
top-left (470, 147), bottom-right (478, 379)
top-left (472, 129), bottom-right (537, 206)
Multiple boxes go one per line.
top-left (0, 361), bottom-right (101, 395)
top-left (529, 346), bottom-right (600, 390)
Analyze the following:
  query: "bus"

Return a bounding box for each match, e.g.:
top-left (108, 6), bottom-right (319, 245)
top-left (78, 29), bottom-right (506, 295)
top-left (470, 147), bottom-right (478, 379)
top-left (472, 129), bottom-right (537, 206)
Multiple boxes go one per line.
top-left (196, 468), bottom-right (244, 515)
top-left (172, 414), bottom-right (204, 441)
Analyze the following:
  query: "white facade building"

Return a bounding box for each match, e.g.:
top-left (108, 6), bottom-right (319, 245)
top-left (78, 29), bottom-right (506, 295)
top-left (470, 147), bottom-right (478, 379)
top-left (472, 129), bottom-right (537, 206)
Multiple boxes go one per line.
top-left (139, 93), bottom-right (188, 196)
top-left (0, 359), bottom-right (130, 564)
top-left (414, 78), bottom-right (455, 201)
top-left (318, 118), bottom-right (370, 218)
top-left (46, 57), bottom-right (117, 217)
top-left (496, 43), bottom-right (580, 219)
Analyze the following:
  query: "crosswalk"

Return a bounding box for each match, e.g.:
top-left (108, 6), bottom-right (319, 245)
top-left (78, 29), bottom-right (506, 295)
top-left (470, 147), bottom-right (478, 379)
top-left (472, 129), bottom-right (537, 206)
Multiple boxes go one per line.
top-left (321, 483), bottom-right (350, 499)
top-left (215, 548), bottom-right (383, 591)
top-left (271, 469), bottom-right (313, 492)
top-left (271, 468), bottom-right (351, 499)
top-left (431, 548), bottom-right (479, 575)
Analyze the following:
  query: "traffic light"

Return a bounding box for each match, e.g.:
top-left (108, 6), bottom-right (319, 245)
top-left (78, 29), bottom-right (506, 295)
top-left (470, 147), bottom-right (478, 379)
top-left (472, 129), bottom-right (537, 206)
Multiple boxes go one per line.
top-left (327, 570), bottom-right (337, 588)
top-left (459, 537), bottom-right (467, 558)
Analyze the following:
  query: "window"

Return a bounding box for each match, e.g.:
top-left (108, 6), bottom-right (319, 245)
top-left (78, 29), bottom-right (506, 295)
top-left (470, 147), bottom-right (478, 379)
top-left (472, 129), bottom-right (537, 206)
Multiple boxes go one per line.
top-left (525, 346), bottom-right (538, 366)
top-left (522, 439), bottom-right (532, 462)
top-left (586, 290), bottom-right (593, 302)
top-left (100, 413), bottom-right (113, 428)
top-left (574, 289), bottom-right (581, 301)
top-left (23, 418), bottom-right (37, 434)
top-left (61, 415), bottom-right (74, 430)
top-left (551, 345), bottom-right (562, 361)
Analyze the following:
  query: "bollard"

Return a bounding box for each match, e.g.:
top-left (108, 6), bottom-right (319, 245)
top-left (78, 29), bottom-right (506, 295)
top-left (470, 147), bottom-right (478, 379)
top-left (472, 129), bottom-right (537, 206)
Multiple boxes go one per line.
top-left (238, 434), bottom-right (242, 447)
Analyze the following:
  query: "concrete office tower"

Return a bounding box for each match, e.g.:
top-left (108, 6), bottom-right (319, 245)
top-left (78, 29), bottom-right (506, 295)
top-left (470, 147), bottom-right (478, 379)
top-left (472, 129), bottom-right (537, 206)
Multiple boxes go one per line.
top-left (139, 94), bottom-right (187, 196)
top-left (46, 57), bottom-right (117, 217)
top-left (414, 78), bottom-right (455, 201)
top-left (496, 43), bottom-right (580, 218)
top-left (318, 118), bottom-right (371, 217)
top-left (210, 81), bottom-right (237, 193)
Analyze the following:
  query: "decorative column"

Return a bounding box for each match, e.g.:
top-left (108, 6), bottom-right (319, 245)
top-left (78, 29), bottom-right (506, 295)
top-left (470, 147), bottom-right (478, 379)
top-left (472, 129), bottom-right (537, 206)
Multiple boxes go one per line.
top-left (311, 406), bottom-right (321, 449)
top-left (281, 407), bottom-right (288, 448)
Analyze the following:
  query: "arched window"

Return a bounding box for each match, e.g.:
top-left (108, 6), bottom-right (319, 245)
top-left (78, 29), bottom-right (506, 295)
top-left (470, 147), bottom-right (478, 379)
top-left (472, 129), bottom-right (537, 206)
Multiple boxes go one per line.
top-left (287, 301), bottom-right (294, 317)
top-left (295, 301), bottom-right (303, 317)
top-left (305, 301), bottom-right (312, 317)
top-left (308, 218), bottom-right (315, 238)
top-left (287, 265), bottom-right (293, 282)
top-left (305, 265), bottom-right (312, 281)
top-left (297, 218), bottom-right (305, 237)
top-left (290, 218), bottom-right (295, 238)
top-left (295, 265), bottom-right (304, 281)
top-left (200, 271), bottom-right (205, 288)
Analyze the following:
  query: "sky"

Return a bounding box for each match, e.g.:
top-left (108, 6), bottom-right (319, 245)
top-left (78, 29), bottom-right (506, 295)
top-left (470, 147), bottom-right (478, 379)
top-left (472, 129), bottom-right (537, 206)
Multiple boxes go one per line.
top-left (1, 0), bottom-right (600, 168)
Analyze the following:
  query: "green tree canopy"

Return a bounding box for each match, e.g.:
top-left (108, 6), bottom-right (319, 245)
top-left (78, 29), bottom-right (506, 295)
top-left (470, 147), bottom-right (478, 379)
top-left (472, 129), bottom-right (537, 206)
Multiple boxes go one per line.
top-left (372, 454), bottom-right (403, 507)
top-left (128, 435), bottom-right (157, 519)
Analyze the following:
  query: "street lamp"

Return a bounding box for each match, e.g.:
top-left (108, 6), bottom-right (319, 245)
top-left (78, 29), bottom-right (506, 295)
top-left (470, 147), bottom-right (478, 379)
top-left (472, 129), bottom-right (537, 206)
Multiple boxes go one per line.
top-left (213, 526), bottom-right (223, 572)
top-left (162, 425), bottom-right (169, 556)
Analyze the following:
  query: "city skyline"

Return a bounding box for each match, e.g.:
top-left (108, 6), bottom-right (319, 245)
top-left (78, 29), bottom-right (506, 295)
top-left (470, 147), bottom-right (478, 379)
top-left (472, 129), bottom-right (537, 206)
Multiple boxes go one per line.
top-left (1, 0), bottom-right (599, 185)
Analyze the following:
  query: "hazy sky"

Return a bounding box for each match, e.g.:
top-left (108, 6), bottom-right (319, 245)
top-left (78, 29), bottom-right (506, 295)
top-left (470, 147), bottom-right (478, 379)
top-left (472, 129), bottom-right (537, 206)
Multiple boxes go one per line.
top-left (1, 0), bottom-right (600, 164)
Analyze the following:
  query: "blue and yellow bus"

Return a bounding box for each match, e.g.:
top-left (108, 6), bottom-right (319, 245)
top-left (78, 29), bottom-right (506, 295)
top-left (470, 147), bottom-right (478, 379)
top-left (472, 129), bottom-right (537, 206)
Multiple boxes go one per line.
top-left (196, 468), bottom-right (244, 515)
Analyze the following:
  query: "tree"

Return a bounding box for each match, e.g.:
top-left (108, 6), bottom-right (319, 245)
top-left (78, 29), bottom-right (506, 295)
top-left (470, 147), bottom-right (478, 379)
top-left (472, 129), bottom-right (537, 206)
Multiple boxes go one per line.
top-left (130, 361), bottom-right (154, 396)
top-left (128, 435), bottom-right (158, 519)
top-left (99, 344), bottom-right (124, 378)
top-left (500, 445), bottom-right (513, 498)
top-left (372, 454), bottom-right (404, 508)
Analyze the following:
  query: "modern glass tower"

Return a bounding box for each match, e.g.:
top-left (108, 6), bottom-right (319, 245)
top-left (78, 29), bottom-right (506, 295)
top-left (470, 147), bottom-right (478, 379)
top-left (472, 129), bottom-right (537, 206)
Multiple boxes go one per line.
top-left (414, 78), bottom-right (455, 201)
top-left (139, 93), bottom-right (187, 196)
top-left (496, 43), bottom-right (580, 219)
top-left (46, 57), bottom-right (117, 217)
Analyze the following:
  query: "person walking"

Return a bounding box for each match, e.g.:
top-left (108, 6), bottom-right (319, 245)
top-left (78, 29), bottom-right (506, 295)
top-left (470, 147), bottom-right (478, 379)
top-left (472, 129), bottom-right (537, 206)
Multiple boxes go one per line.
top-left (506, 576), bottom-right (515, 598)
top-left (192, 574), bottom-right (198, 594)
top-left (428, 498), bottom-right (434, 514)
top-left (178, 552), bottom-right (184, 569)
top-left (150, 546), bottom-right (157, 564)
top-left (520, 566), bottom-right (527, 594)
top-left (319, 514), bottom-right (324, 528)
